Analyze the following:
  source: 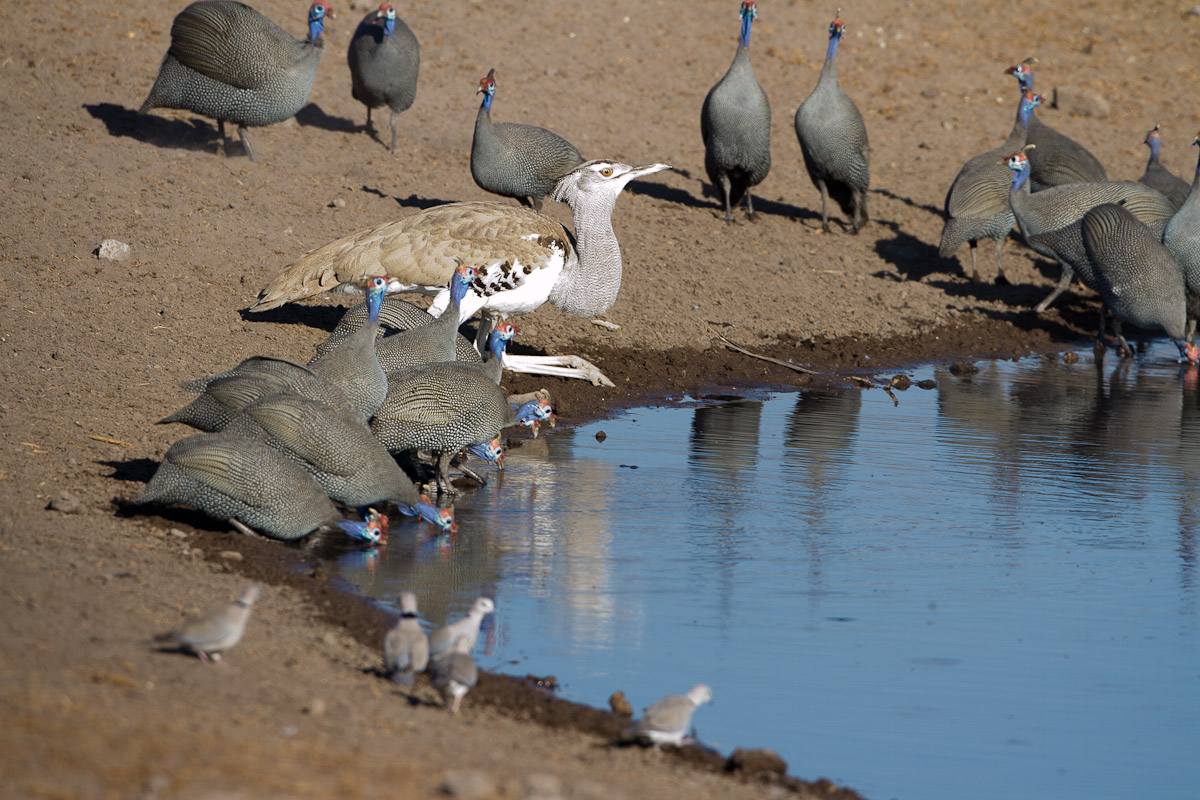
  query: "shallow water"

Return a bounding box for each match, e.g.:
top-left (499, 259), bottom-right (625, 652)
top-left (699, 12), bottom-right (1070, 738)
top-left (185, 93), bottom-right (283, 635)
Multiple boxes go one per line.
top-left (323, 341), bottom-right (1200, 800)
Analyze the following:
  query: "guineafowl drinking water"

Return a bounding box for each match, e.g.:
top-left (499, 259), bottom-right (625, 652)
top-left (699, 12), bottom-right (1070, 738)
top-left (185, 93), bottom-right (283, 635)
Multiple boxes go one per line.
top-left (1081, 203), bottom-right (1197, 363)
top-left (794, 10), bottom-right (870, 234)
top-left (700, 1), bottom-right (771, 222)
top-left (347, 3), bottom-right (419, 153)
top-left (139, 0), bottom-right (331, 162)
top-left (470, 69), bottom-right (583, 210)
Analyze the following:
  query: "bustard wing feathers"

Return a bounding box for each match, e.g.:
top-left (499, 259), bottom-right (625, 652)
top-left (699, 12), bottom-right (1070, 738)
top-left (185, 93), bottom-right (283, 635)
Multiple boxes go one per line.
top-left (252, 202), bottom-right (569, 311)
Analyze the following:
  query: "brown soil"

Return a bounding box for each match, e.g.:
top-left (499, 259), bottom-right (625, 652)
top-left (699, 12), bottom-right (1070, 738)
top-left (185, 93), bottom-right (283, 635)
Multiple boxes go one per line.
top-left (2, 0), bottom-right (1193, 797)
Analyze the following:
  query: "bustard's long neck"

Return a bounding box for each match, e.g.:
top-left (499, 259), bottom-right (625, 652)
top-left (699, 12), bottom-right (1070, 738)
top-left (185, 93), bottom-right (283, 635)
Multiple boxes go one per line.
top-left (549, 192), bottom-right (624, 318)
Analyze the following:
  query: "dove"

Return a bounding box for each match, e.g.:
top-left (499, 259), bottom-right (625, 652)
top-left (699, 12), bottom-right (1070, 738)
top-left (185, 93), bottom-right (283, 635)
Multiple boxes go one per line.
top-left (149, 583), bottom-right (262, 663)
top-left (427, 596), bottom-right (494, 663)
top-left (622, 684), bottom-right (713, 747)
top-left (382, 591), bottom-right (429, 686)
top-left (430, 635), bottom-right (478, 713)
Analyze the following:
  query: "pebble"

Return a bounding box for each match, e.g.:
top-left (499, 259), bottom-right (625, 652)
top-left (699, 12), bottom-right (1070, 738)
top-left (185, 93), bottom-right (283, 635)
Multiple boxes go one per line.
top-left (1051, 86), bottom-right (1110, 119)
top-left (47, 491), bottom-right (83, 515)
top-left (727, 746), bottom-right (788, 777)
top-left (168, 528), bottom-right (188, 539)
top-left (1062, 351), bottom-right (1079, 364)
top-left (97, 239), bottom-right (131, 262)
top-left (305, 697), bottom-right (327, 716)
top-left (218, 550), bottom-right (243, 562)
top-left (594, 430), bottom-right (607, 442)
top-left (329, 198), bottom-right (346, 208)
top-left (524, 774), bottom-right (563, 800)
top-left (440, 769), bottom-right (495, 799)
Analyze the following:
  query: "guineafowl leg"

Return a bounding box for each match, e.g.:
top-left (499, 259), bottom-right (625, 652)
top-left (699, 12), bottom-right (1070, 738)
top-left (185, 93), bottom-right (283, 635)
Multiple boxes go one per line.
top-left (992, 237), bottom-right (1009, 285)
top-left (237, 125), bottom-right (257, 163)
top-left (850, 189), bottom-right (868, 235)
top-left (216, 119), bottom-right (228, 157)
top-left (1187, 317), bottom-right (1196, 344)
top-left (366, 106), bottom-right (373, 133)
top-left (433, 451), bottom-right (456, 496)
top-left (966, 241), bottom-right (982, 283)
top-left (743, 192), bottom-right (757, 221)
top-left (473, 313), bottom-right (499, 358)
top-left (717, 177), bottom-right (734, 222)
top-left (228, 518), bottom-right (259, 538)
top-left (1034, 262), bottom-right (1076, 314)
top-left (389, 109), bottom-right (398, 154)
top-left (817, 180), bottom-right (832, 233)
top-left (1112, 319), bottom-right (1135, 359)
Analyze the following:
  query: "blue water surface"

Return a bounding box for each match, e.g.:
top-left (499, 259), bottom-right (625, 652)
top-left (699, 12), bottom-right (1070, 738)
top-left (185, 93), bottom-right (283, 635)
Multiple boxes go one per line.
top-left (326, 341), bottom-right (1200, 800)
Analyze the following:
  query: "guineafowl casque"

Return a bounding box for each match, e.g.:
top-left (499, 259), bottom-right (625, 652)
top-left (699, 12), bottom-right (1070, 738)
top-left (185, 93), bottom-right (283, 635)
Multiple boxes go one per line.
top-left (470, 69), bottom-right (584, 210)
top-left (134, 433), bottom-right (386, 541)
top-left (1081, 203), bottom-right (1198, 363)
top-left (1162, 132), bottom-right (1200, 339)
top-left (347, 3), bottom-right (419, 153)
top-left (940, 89), bottom-right (1039, 283)
top-left (1138, 124), bottom-right (1190, 212)
top-left (251, 159), bottom-right (672, 385)
top-left (370, 363), bottom-right (553, 494)
top-left (700, 1), bottom-right (771, 222)
top-left (794, 11), bottom-right (870, 233)
top-left (1004, 147), bottom-right (1175, 313)
top-left (139, 0), bottom-right (331, 162)
top-left (1006, 64), bottom-right (1106, 191)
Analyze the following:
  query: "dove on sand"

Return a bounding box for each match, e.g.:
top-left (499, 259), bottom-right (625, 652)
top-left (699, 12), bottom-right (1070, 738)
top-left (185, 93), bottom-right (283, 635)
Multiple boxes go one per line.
top-left (430, 635), bottom-right (478, 713)
top-left (383, 591), bottom-right (429, 685)
top-left (622, 684), bottom-right (713, 747)
top-left (150, 583), bottom-right (262, 663)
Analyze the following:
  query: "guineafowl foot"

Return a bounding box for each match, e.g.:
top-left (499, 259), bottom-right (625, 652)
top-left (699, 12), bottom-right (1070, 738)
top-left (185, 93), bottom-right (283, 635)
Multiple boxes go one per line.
top-left (237, 125), bottom-right (257, 162)
top-left (228, 518), bottom-right (260, 538)
top-left (994, 271), bottom-right (1011, 287)
top-left (1093, 339), bottom-right (1107, 362)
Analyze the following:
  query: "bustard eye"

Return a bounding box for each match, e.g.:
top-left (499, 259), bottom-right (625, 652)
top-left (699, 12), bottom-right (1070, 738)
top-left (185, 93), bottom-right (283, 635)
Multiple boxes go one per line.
top-left (600, 167), bottom-right (613, 177)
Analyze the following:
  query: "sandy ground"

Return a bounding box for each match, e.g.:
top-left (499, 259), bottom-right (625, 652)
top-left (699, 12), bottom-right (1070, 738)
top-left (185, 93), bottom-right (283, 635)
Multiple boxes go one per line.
top-left (2, 0), bottom-right (1197, 796)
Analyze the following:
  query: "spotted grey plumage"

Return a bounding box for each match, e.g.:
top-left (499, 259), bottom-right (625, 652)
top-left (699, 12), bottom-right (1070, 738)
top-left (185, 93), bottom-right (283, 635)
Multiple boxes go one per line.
top-left (134, 433), bottom-right (345, 541)
top-left (303, 275), bottom-right (389, 419)
top-left (1081, 203), bottom-right (1192, 361)
top-left (794, 12), bottom-right (870, 234)
top-left (1162, 134), bottom-right (1200, 339)
top-left (700, 1), bottom-right (771, 222)
top-left (939, 87), bottom-right (1038, 283)
top-left (1006, 64), bottom-right (1106, 192)
top-left (139, 0), bottom-right (330, 161)
top-left (347, 3), bottom-right (419, 153)
top-left (315, 296), bottom-right (480, 363)
top-left (1004, 150), bottom-right (1175, 312)
top-left (470, 69), bottom-right (583, 211)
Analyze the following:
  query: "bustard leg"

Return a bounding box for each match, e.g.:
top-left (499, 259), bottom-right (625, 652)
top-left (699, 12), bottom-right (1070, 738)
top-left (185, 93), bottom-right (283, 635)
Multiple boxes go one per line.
top-left (1034, 261), bottom-right (1075, 314)
top-left (502, 354), bottom-right (616, 388)
top-left (389, 108), bottom-right (398, 154)
top-left (236, 124), bottom-right (257, 162)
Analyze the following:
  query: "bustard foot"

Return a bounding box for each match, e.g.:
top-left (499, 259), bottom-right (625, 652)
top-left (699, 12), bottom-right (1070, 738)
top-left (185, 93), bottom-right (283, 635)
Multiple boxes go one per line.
top-left (502, 354), bottom-right (616, 387)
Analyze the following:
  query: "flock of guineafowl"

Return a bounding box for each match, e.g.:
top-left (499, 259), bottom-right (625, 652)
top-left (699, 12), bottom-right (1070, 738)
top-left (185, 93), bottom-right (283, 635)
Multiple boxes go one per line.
top-left (131, 0), bottom-right (1200, 718)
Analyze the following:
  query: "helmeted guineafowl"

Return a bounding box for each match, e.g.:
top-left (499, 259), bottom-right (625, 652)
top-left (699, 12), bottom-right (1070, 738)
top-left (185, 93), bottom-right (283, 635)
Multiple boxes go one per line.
top-left (1004, 148), bottom-right (1175, 312)
top-left (315, 297), bottom-right (479, 363)
top-left (134, 432), bottom-right (385, 541)
top-left (1006, 64), bottom-right (1106, 191)
top-left (305, 275), bottom-right (390, 418)
top-left (1162, 133), bottom-right (1200, 340)
top-left (470, 69), bottom-right (584, 211)
top-left (370, 363), bottom-right (552, 493)
top-left (940, 90), bottom-right (1039, 283)
top-left (700, 1), bottom-right (771, 222)
top-left (233, 391), bottom-right (440, 517)
top-left (347, 3), bottom-right (419, 153)
top-left (372, 263), bottom-right (475, 372)
top-left (1139, 124), bottom-right (1190, 213)
top-left (1081, 203), bottom-right (1197, 363)
top-left (794, 11), bottom-right (870, 234)
top-left (139, 0), bottom-right (331, 162)
top-left (252, 160), bottom-right (672, 385)
top-left (159, 357), bottom-right (358, 432)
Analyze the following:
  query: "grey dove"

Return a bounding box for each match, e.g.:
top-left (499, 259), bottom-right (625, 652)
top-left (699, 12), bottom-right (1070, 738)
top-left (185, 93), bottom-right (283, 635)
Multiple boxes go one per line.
top-left (150, 583), bottom-right (262, 663)
top-left (251, 159), bottom-right (672, 386)
top-left (622, 684), bottom-right (713, 747)
top-left (347, 3), bottom-right (419, 153)
top-left (794, 12), bottom-right (870, 233)
top-left (428, 597), bottom-right (494, 664)
top-left (430, 635), bottom-right (478, 713)
top-left (471, 69), bottom-right (584, 211)
top-left (700, 1), bottom-right (771, 222)
top-left (139, 0), bottom-right (330, 161)
top-left (382, 591), bottom-right (429, 685)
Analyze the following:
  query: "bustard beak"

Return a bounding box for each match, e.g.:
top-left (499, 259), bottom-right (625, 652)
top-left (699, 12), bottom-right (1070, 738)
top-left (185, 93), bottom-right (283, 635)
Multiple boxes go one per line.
top-left (630, 163), bottom-right (672, 178)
